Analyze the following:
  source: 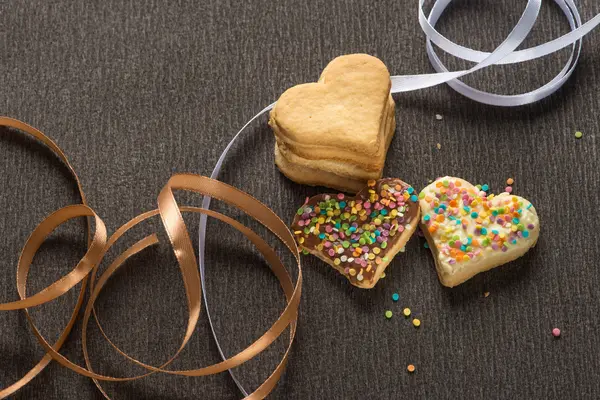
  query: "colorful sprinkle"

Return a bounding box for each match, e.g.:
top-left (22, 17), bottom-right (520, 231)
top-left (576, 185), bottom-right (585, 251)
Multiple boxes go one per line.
top-left (575, 131), bottom-right (583, 139)
top-left (412, 318), bottom-right (421, 327)
top-left (403, 308), bottom-right (411, 317)
top-left (506, 178), bottom-right (514, 185)
top-left (385, 310), bottom-right (393, 319)
top-left (484, 291), bottom-right (490, 298)
top-left (392, 293), bottom-right (399, 302)
top-left (505, 186), bottom-right (513, 193)
top-left (435, 114), bottom-right (443, 120)
top-left (552, 328), bottom-right (561, 337)
top-left (407, 364), bottom-right (416, 373)
top-left (481, 184), bottom-right (489, 191)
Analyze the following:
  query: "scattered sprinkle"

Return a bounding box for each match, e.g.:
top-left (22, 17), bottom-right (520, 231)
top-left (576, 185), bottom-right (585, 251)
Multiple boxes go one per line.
top-left (403, 308), bottom-right (411, 317)
top-left (505, 186), bottom-right (513, 193)
top-left (435, 114), bottom-right (443, 120)
top-left (385, 310), bottom-right (393, 319)
top-left (381, 272), bottom-right (386, 279)
top-left (552, 327), bottom-right (561, 337)
top-left (506, 178), bottom-right (514, 185)
top-left (481, 184), bottom-right (489, 192)
top-left (483, 291), bottom-right (490, 298)
top-left (424, 242), bottom-right (429, 249)
top-left (436, 143), bottom-right (441, 150)
top-left (407, 364), bottom-right (416, 373)
top-left (412, 318), bottom-right (421, 327)
top-left (575, 131), bottom-right (583, 139)
top-left (392, 293), bottom-right (399, 302)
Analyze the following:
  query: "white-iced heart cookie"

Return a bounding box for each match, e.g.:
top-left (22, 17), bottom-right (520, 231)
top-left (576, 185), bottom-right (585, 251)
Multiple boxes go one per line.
top-left (419, 177), bottom-right (540, 287)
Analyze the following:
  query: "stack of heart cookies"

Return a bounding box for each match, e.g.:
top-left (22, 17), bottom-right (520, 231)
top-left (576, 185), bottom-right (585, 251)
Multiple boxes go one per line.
top-left (269, 54), bottom-right (396, 193)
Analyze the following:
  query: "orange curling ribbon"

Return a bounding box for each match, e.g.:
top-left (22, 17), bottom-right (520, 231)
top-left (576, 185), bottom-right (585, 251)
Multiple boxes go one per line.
top-left (0, 117), bottom-right (301, 399)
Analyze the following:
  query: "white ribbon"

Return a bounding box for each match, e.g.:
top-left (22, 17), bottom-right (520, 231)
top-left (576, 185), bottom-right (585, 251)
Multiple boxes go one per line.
top-left (390, 0), bottom-right (600, 106)
top-left (199, 0), bottom-right (600, 395)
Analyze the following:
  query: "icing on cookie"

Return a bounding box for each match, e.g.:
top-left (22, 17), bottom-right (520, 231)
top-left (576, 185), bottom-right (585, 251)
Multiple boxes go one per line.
top-left (291, 178), bottom-right (419, 286)
top-left (419, 176), bottom-right (540, 287)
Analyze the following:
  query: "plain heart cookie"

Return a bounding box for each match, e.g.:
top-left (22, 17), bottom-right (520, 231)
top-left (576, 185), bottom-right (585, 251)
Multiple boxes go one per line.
top-left (419, 177), bottom-right (540, 287)
top-left (270, 54), bottom-right (395, 192)
top-left (291, 178), bottom-right (420, 288)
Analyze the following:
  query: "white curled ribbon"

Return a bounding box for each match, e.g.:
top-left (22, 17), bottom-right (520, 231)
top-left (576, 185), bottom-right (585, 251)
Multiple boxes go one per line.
top-left (199, 0), bottom-right (600, 396)
top-left (391, 0), bottom-right (599, 105)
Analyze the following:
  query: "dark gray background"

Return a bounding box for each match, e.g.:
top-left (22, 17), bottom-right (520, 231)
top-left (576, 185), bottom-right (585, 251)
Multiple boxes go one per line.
top-left (1, 0), bottom-right (600, 399)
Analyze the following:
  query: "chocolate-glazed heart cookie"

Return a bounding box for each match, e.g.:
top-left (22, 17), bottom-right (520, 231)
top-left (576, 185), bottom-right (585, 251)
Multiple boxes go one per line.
top-left (291, 178), bottom-right (420, 288)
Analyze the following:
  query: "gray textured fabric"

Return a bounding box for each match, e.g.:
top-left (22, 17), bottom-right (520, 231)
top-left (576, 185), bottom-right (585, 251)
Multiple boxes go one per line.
top-left (1, 0), bottom-right (600, 399)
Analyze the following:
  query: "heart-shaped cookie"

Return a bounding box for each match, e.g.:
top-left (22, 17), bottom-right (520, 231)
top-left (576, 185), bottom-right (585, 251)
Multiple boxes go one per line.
top-left (271, 54), bottom-right (392, 165)
top-left (291, 178), bottom-right (420, 288)
top-left (419, 177), bottom-right (540, 287)
top-left (270, 54), bottom-right (395, 192)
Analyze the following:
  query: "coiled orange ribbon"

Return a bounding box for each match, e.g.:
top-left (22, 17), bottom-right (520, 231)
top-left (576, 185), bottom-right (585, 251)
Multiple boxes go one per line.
top-left (0, 117), bottom-right (302, 399)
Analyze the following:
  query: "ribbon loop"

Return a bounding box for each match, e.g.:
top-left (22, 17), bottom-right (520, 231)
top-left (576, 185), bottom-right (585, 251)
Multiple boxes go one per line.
top-left (390, 0), bottom-right (600, 106)
top-left (0, 118), bottom-right (301, 400)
